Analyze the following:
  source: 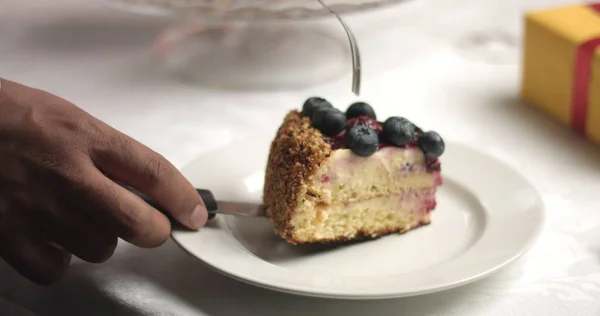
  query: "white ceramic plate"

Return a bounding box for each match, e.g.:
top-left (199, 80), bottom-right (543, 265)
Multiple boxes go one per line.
top-left (172, 135), bottom-right (545, 299)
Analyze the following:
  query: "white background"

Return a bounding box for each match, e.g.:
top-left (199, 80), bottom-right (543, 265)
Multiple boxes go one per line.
top-left (1, 0), bottom-right (600, 315)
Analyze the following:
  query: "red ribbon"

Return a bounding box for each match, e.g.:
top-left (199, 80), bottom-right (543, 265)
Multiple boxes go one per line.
top-left (571, 3), bottom-right (600, 135)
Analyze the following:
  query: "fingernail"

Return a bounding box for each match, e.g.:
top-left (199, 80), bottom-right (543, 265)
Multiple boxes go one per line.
top-left (190, 204), bottom-right (208, 229)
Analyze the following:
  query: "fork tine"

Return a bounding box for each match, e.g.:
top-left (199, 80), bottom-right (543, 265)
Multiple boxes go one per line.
top-left (316, 0), bottom-right (361, 96)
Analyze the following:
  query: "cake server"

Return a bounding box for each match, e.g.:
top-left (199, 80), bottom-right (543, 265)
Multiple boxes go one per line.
top-left (126, 186), bottom-right (266, 220)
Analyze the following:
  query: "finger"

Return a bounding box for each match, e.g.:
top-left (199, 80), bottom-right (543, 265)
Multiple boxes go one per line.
top-left (42, 210), bottom-right (118, 264)
top-left (90, 131), bottom-right (208, 230)
top-left (0, 213), bottom-right (71, 286)
top-left (19, 212), bottom-right (118, 264)
top-left (4, 183), bottom-right (118, 263)
top-left (72, 167), bottom-right (171, 248)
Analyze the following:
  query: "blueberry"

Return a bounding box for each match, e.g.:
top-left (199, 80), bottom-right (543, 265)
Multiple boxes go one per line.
top-left (312, 107), bottom-right (331, 129)
top-left (346, 102), bottom-right (376, 120)
top-left (302, 97), bottom-right (332, 118)
top-left (345, 124), bottom-right (379, 157)
top-left (318, 109), bottom-right (347, 136)
top-left (418, 131), bottom-right (445, 158)
top-left (382, 117), bottom-right (416, 146)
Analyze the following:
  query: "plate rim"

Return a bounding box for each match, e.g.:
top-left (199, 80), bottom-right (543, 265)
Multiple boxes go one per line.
top-left (171, 140), bottom-right (546, 299)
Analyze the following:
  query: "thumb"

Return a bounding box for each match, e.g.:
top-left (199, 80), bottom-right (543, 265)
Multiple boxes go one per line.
top-left (90, 131), bottom-right (208, 230)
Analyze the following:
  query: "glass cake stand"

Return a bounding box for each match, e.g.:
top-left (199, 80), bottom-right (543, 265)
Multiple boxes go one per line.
top-left (105, 0), bottom-right (413, 20)
top-left (103, 0), bottom-right (414, 91)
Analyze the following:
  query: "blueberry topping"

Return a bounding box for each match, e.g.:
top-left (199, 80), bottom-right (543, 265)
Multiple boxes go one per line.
top-left (414, 125), bottom-right (424, 136)
top-left (418, 131), bottom-right (445, 158)
top-left (302, 97), bottom-right (332, 118)
top-left (312, 107), bottom-right (335, 130)
top-left (346, 102), bottom-right (376, 120)
top-left (318, 109), bottom-right (347, 136)
top-left (382, 117), bottom-right (416, 146)
top-left (345, 124), bottom-right (379, 157)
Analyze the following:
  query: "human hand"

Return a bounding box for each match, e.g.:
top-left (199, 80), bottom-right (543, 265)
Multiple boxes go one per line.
top-left (0, 78), bottom-right (208, 285)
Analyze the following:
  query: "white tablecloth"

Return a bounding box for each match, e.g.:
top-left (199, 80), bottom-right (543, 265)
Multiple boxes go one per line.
top-left (2, 0), bottom-right (600, 315)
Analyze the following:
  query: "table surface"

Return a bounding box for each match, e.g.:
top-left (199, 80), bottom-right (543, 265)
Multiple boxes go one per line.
top-left (2, 0), bottom-right (600, 315)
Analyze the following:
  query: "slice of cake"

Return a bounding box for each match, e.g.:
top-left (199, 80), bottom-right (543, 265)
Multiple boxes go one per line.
top-left (263, 97), bottom-right (445, 245)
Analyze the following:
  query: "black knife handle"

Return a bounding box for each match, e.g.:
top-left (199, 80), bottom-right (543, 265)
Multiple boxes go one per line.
top-left (126, 186), bottom-right (218, 220)
top-left (196, 188), bottom-right (218, 220)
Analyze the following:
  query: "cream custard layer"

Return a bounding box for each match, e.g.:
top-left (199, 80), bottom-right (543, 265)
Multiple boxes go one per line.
top-left (306, 146), bottom-right (439, 204)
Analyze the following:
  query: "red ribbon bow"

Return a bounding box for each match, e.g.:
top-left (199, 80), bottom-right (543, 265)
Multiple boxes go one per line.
top-left (571, 3), bottom-right (600, 135)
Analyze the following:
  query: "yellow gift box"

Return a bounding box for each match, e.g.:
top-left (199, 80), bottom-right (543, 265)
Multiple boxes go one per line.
top-left (521, 3), bottom-right (600, 142)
